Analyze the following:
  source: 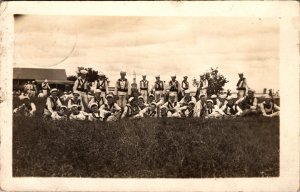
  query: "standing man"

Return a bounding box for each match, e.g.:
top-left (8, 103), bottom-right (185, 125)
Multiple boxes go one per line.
top-left (236, 73), bottom-right (250, 99)
top-left (94, 72), bottom-right (108, 97)
top-left (168, 75), bottom-right (181, 102)
top-left (41, 79), bottom-right (51, 97)
top-left (199, 74), bottom-right (208, 96)
top-left (73, 69), bottom-right (90, 112)
top-left (152, 75), bottom-right (165, 100)
top-left (181, 76), bottom-right (189, 93)
top-left (139, 74), bottom-right (149, 103)
top-left (114, 71), bottom-right (131, 109)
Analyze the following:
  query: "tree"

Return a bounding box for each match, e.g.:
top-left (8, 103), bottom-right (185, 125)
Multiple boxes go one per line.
top-left (206, 67), bottom-right (229, 96)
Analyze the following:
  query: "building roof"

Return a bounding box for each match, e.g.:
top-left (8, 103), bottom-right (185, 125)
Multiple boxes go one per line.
top-left (13, 67), bottom-right (73, 84)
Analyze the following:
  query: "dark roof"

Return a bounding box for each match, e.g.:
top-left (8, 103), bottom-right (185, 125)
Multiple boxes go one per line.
top-left (13, 67), bottom-right (73, 84)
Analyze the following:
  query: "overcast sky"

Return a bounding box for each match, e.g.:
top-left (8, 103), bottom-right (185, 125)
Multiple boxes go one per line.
top-left (14, 15), bottom-right (279, 92)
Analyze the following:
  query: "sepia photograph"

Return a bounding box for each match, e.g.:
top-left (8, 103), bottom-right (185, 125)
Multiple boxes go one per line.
top-left (0, 1), bottom-right (299, 191)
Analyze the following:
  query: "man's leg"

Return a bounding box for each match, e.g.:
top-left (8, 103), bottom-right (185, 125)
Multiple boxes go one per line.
top-left (80, 92), bottom-right (89, 112)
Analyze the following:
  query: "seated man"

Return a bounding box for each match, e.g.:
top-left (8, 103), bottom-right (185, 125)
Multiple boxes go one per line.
top-left (121, 97), bottom-right (141, 119)
top-left (100, 94), bottom-right (122, 122)
top-left (195, 94), bottom-right (207, 118)
top-left (235, 89), bottom-right (258, 116)
top-left (221, 96), bottom-right (242, 117)
top-left (147, 94), bottom-right (155, 105)
top-left (205, 99), bottom-right (224, 118)
top-left (137, 96), bottom-right (148, 110)
top-left (139, 102), bottom-right (158, 118)
top-left (69, 104), bottom-right (88, 120)
top-left (89, 89), bottom-right (107, 110)
top-left (162, 93), bottom-right (181, 118)
top-left (51, 105), bottom-right (68, 120)
top-left (68, 91), bottom-right (85, 111)
top-left (179, 100), bottom-right (197, 118)
top-left (43, 88), bottom-right (62, 118)
top-left (179, 90), bottom-right (196, 107)
top-left (88, 103), bottom-right (104, 121)
top-left (210, 94), bottom-right (221, 109)
top-left (259, 94), bottom-right (280, 117)
top-left (13, 96), bottom-right (36, 117)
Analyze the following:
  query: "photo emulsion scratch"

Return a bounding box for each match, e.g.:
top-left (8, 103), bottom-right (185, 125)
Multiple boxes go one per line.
top-left (12, 15), bottom-right (280, 178)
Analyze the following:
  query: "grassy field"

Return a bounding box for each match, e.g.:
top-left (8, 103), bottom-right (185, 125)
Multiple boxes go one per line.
top-left (13, 97), bottom-right (279, 178)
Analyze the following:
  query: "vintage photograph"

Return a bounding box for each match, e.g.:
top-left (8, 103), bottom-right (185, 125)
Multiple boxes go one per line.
top-left (12, 15), bottom-right (280, 178)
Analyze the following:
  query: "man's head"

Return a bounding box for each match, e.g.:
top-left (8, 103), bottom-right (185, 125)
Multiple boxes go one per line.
top-left (169, 93), bottom-right (176, 103)
top-left (71, 105), bottom-right (79, 114)
top-left (94, 89), bottom-right (101, 98)
top-left (247, 90), bottom-right (255, 98)
top-left (120, 71), bottom-right (126, 78)
top-left (98, 71), bottom-right (105, 80)
top-left (90, 103), bottom-right (99, 113)
top-left (264, 94), bottom-right (272, 105)
top-left (160, 106), bottom-right (168, 117)
top-left (184, 90), bottom-right (191, 98)
top-left (211, 94), bottom-right (217, 101)
top-left (200, 94), bottom-right (206, 102)
top-left (238, 73), bottom-right (244, 78)
top-left (138, 96), bottom-right (145, 106)
top-left (171, 75), bottom-right (176, 81)
top-left (149, 94), bottom-right (155, 102)
top-left (50, 88), bottom-right (58, 97)
top-left (188, 101), bottom-right (195, 110)
top-left (206, 100), bottom-right (213, 108)
top-left (23, 96), bottom-right (31, 105)
top-left (183, 76), bottom-right (188, 80)
top-left (80, 69), bottom-right (88, 78)
top-left (142, 74), bottom-right (146, 80)
top-left (226, 96), bottom-right (235, 106)
top-left (59, 105), bottom-right (68, 115)
top-left (150, 102), bottom-right (156, 111)
top-left (200, 75), bottom-right (205, 80)
top-left (155, 75), bottom-right (160, 81)
top-left (73, 91), bottom-right (80, 100)
top-left (106, 94), bottom-right (114, 105)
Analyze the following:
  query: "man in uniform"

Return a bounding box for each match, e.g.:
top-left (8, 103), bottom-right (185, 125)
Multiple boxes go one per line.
top-left (41, 79), bottom-right (51, 97)
top-left (259, 94), bottom-right (280, 117)
top-left (73, 69), bottom-right (89, 112)
top-left (221, 96), bottom-right (242, 117)
top-left (68, 91), bottom-right (85, 111)
top-left (180, 100), bottom-right (197, 118)
top-left (236, 73), bottom-right (250, 98)
top-left (168, 75), bottom-right (181, 102)
top-left (89, 89), bottom-right (107, 110)
top-left (121, 97), bottom-right (141, 119)
top-left (199, 74), bottom-right (208, 97)
top-left (100, 94), bottom-right (122, 121)
top-left (13, 96), bottom-right (36, 117)
top-left (139, 74), bottom-right (149, 103)
top-left (162, 93), bottom-right (181, 118)
top-left (195, 94), bottom-right (207, 118)
top-left (93, 72), bottom-right (108, 97)
top-left (139, 102), bottom-right (159, 118)
top-left (235, 89), bottom-right (258, 116)
top-left (181, 76), bottom-right (189, 93)
top-left (152, 75), bottom-right (165, 100)
top-left (114, 71), bottom-right (131, 109)
top-left (179, 90), bottom-right (196, 107)
top-left (43, 88), bottom-right (62, 118)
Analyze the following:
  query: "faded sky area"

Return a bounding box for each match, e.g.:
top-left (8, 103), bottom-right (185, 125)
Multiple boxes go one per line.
top-left (14, 15), bottom-right (279, 92)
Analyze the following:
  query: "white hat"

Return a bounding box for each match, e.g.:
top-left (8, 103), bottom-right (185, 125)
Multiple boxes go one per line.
top-left (89, 102), bottom-right (98, 109)
top-left (171, 74), bottom-right (176, 77)
top-left (106, 94), bottom-right (113, 99)
top-left (120, 71), bottom-right (126, 74)
top-left (169, 92), bottom-right (176, 97)
top-left (183, 75), bottom-right (188, 78)
top-left (150, 102), bottom-right (157, 106)
top-left (138, 96), bottom-right (144, 100)
top-left (155, 75), bottom-right (160, 78)
top-left (206, 99), bottom-right (213, 104)
top-left (73, 91), bottom-right (80, 95)
top-left (184, 90), bottom-right (190, 94)
top-left (211, 94), bottom-right (217, 99)
top-left (98, 71), bottom-right (105, 76)
top-left (199, 94), bottom-right (206, 98)
top-left (63, 91), bottom-right (67, 94)
top-left (219, 94), bottom-right (227, 99)
top-left (128, 97), bottom-right (135, 103)
top-left (60, 105), bottom-right (67, 110)
top-left (226, 96), bottom-right (234, 101)
top-left (80, 69), bottom-right (88, 74)
top-left (160, 106), bottom-right (168, 110)
top-left (94, 89), bottom-right (101, 93)
top-left (23, 96), bottom-right (30, 100)
top-left (50, 88), bottom-right (58, 93)
top-left (142, 74), bottom-right (146, 77)
top-left (264, 94), bottom-right (272, 99)
top-left (44, 79), bottom-right (48, 83)
top-left (149, 94), bottom-right (155, 97)
top-left (70, 104), bottom-right (79, 108)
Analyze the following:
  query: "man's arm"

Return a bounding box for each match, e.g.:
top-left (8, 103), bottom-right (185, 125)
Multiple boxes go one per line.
top-left (121, 106), bottom-right (128, 119)
top-left (73, 80), bottom-right (79, 92)
top-left (46, 98), bottom-right (54, 113)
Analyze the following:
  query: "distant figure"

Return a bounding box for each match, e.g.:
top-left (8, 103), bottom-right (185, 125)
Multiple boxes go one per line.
top-left (73, 69), bottom-right (89, 112)
top-left (88, 103), bottom-right (104, 121)
top-left (68, 91), bottom-right (84, 111)
top-left (205, 99), bottom-right (223, 118)
top-left (114, 71), bottom-right (131, 109)
top-left (236, 73), bottom-right (250, 99)
top-left (139, 102), bottom-right (158, 118)
top-left (69, 104), bottom-right (88, 120)
top-left (168, 75), bottom-right (181, 102)
top-left (259, 94), bottom-right (280, 117)
top-left (162, 93), bottom-right (181, 118)
top-left (147, 94), bottom-right (155, 105)
top-left (13, 96), bottom-right (36, 117)
top-left (0, 87), bottom-right (4, 103)
top-left (179, 90), bottom-right (196, 107)
top-left (235, 89), bottom-right (258, 116)
top-left (100, 94), bottom-right (122, 121)
top-left (121, 97), bottom-right (141, 119)
top-left (152, 75), bottom-right (165, 100)
top-left (38, 90), bottom-right (44, 98)
top-left (41, 79), bottom-right (51, 97)
top-left (89, 89), bottom-right (107, 110)
top-left (51, 105), bottom-right (68, 120)
top-left (195, 94), bottom-right (207, 118)
top-left (27, 81), bottom-right (37, 98)
top-left (180, 100), bottom-right (197, 118)
top-left (137, 96), bottom-right (148, 110)
top-left (221, 96), bottom-right (242, 117)
top-left (139, 74), bottom-right (149, 103)
top-left (93, 71), bottom-right (108, 97)
top-left (43, 88), bottom-right (62, 118)
top-left (181, 76), bottom-right (189, 93)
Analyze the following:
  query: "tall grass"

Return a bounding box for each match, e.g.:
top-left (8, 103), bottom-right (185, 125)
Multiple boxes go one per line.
top-left (13, 97), bottom-right (279, 177)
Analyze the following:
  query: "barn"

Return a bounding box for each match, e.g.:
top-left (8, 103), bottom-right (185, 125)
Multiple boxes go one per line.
top-left (13, 67), bottom-right (74, 91)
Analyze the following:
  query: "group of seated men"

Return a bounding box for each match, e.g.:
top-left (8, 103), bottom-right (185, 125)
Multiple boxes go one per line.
top-left (13, 86), bottom-right (280, 121)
